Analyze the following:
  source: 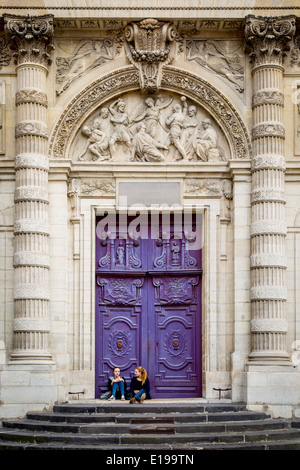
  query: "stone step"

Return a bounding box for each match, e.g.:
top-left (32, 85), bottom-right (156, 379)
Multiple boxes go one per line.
top-left (1, 417), bottom-right (288, 435)
top-left (1, 438), bottom-right (300, 451)
top-left (51, 402), bottom-right (247, 415)
top-left (1, 402), bottom-right (299, 450)
top-left (25, 410), bottom-right (272, 424)
top-left (0, 427), bottom-right (300, 447)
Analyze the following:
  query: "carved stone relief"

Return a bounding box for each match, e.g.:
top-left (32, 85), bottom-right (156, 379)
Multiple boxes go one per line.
top-left (55, 39), bottom-right (115, 95)
top-left (124, 19), bottom-right (177, 92)
top-left (0, 36), bottom-right (12, 69)
top-left (186, 40), bottom-right (244, 94)
top-left (72, 91), bottom-right (229, 163)
top-left (80, 179), bottom-right (116, 196)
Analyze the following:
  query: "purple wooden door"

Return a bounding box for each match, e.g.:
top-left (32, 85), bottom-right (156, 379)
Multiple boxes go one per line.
top-left (95, 214), bottom-right (202, 398)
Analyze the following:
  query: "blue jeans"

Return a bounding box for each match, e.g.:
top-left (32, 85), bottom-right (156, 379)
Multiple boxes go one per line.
top-left (134, 388), bottom-right (146, 402)
top-left (112, 381), bottom-right (125, 397)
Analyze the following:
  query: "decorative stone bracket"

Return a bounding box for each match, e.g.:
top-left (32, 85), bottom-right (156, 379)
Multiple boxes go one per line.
top-left (124, 18), bottom-right (177, 92)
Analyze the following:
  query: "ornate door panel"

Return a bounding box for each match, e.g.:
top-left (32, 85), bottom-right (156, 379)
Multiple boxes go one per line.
top-left (149, 275), bottom-right (201, 397)
top-left (95, 214), bottom-right (202, 398)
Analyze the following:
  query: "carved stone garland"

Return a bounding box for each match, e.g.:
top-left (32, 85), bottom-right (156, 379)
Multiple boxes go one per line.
top-left (4, 14), bottom-right (54, 361)
top-left (245, 15), bottom-right (296, 362)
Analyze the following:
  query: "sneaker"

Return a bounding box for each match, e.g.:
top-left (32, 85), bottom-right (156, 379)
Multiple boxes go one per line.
top-left (139, 393), bottom-right (146, 404)
top-left (108, 395), bottom-right (115, 400)
top-left (121, 395), bottom-right (125, 401)
top-left (129, 397), bottom-right (137, 404)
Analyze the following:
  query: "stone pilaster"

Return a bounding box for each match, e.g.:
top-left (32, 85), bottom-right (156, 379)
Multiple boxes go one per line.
top-left (4, 14), bottom-right (54, 361)
top-left (245, 15), bottom-right (296, 363)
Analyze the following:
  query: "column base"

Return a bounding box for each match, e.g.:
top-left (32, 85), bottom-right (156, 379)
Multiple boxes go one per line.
top-left (248, 351), bottom-right (291, 365)
top-left (10, 351), bottom-right (53, 363)
top-left (0, 361), bottom-right (57, 419)
top-left (246, 362), bottom-right (300, 418)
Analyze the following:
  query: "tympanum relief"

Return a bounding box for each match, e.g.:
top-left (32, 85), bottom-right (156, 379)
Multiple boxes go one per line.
top-left (72, 92), bottom-right (229, 163)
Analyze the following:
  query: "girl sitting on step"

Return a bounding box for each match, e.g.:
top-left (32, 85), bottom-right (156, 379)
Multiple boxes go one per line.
top-left (129, 366), bottom-right (151, 404)
top-left (107, 366), bottom-right (127, 400)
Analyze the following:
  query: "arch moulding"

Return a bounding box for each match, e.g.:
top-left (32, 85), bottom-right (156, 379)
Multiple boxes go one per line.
top-left (48, 65), bottom-right (252, 161)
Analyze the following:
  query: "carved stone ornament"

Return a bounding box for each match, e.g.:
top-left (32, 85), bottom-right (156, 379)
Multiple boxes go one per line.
top-left (0, 36), bottom-right (12, 69)
top-left (55, 39), bottom-right (114, 96)
top-left (124, 19), bottom-right (177, 92)
top-left (50, 67), bottom-right (251, 161)
top-left (4, 14), bottom-right (55, 66)
top-left (73, 91), bottom-right (229, 163)
top-left (245, 15), bottom-right (296, 66)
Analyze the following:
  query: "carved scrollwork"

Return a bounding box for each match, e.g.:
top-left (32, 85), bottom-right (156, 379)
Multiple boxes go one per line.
top-left (97, 277), bottom-right (144, 305)
top-left (153, 276), bottom-right (199, 305)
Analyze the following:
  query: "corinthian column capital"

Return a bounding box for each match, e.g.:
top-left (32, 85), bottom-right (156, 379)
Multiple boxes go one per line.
top-left (245, 15), bottom-right (296, 66)
top-left (4, 14), bottom-right (54, 66)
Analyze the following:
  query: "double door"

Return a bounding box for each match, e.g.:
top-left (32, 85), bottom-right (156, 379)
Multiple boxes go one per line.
top-left (95, 214), bottom-right (202, 398)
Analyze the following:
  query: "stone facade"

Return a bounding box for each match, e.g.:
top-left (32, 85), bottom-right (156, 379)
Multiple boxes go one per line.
top-left (0, 2), bottom-right (300, 419)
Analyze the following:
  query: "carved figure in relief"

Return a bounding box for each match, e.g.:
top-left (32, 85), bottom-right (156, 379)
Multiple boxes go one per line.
top-left (116, 244), bottom-right (125, 266)
top-left (56, 39), bottom-right (114, 95)
top-left (131, 122), bottom-right (167, 162)
top-left (165, 96), bottom-right (188, 160)
top-left (194, 119), bottom-right (222, 162)
top-left (131, 96), bottom-right (172, 138)
top-left (75, 92), bottom-right (227, 163)
top-left (78, 126), bottom-right (110, 161)
top-left (109, 99), bottom-right (132, 155)
top-left (181, 105), bottom-right (200, 160)
top-left (186, 40), bottom-right (244, 93)
top-left (93, 107), bottom-right (111, 138)
top-left (171, 242), bottom-right (180, 266)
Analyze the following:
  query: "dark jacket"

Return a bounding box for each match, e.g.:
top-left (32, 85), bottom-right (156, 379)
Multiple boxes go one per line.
top-left (130, 376), bottom-right (151, 399)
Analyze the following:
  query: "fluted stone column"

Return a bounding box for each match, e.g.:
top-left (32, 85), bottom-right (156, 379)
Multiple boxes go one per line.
top-left (4, 14), bottom-right (54, 361)
top-left (245, 15), bottom-right (296, 363)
